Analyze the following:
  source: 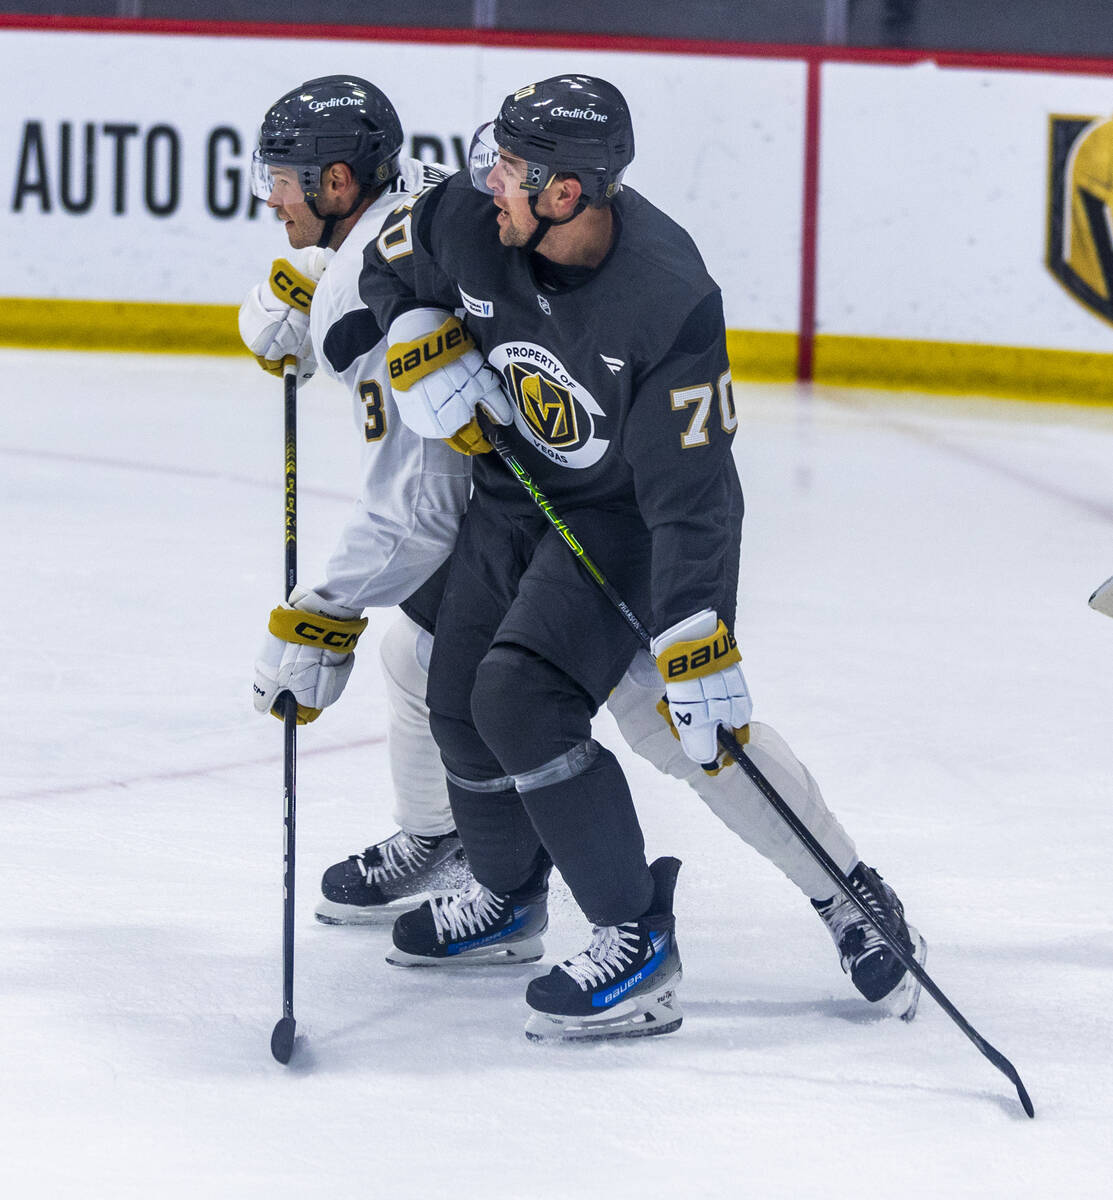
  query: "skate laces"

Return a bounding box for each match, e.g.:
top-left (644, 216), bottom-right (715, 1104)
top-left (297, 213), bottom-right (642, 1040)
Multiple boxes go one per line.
top-left (357, 831), bottom-right (429, 885)
top-left (430, 881), bottom-right (505, 943)
top-left (561, 923), bottom-right (642, 991)
top-left (819, 870), bottom-right (903, 960)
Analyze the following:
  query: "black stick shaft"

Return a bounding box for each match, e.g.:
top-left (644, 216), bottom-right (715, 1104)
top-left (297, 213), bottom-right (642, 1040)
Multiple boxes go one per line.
top-left (273, 360), bottom-right (299, 1062)
top-left (486, 426), bottom-right (1034, 1118)
top-left (284, 363), bottom-right (297, 603)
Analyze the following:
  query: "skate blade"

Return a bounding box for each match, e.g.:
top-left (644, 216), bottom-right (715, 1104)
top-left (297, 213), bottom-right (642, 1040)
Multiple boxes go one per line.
top-left (315, 896), bottom-right (423, 926)
top-left (385, 933), bottom-right (545, 968)
top-left (314, 858), bottom-right (473, 926)
top-left (524, 973), bottom-right (684, 1043)
top-left (881, 927), bottom-right (927, 1022)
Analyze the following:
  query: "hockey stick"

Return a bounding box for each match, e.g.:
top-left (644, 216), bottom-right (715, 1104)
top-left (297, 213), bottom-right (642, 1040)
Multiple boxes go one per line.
top-left (271, 359), bottom-right (299, 1065)
top-left (1089, 574), bottom-right (1113, 617)
top-left (485, 425), bottom-right (1034, 1119)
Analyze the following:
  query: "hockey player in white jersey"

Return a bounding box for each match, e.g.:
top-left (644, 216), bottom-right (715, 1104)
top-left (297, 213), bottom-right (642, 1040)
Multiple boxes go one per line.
top-left (240, 76), bottom-right (474, 919)
top-left (241, 75), bottom-right (924, 1032)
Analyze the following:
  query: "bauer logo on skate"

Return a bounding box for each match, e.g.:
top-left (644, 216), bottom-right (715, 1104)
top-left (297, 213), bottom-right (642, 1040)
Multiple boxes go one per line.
top-left (488, 342), bottom-right (609, 468)
top-left (446, 908), bottom-right (531, 954)
top-left (596, 934), bottom-right (671, 1007)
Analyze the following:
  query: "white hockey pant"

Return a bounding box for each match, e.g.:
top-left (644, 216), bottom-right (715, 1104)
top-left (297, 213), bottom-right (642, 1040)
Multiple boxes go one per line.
top-left (377, 613), bottom-right (454, 838)
top-left (606, 659), bottom-right (858, 901)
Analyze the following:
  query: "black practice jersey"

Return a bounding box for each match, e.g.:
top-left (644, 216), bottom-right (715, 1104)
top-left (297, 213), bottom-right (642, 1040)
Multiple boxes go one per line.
top-left (359, 171), bottom-right (743, 632)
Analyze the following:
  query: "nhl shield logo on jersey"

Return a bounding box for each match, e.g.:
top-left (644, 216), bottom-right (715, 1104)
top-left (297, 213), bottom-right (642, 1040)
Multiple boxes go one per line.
top-left (1047, 113), bottom-right (1113, 325)
top-left (488, 342), bottom-right (609, 468)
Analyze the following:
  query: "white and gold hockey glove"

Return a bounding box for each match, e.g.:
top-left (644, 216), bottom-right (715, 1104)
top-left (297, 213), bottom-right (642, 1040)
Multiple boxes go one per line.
top-left (386, 307), bottom-right (513, 455)
top-left (651, 608), bottom-right (753, 768)
top-left (238, 248), bottom-right (328, 381)
top-left (253, 586), bottom-right (368, 725)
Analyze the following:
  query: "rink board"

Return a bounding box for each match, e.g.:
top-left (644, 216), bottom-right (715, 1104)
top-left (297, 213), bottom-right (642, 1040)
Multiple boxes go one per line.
top-left (2, 20), bottom-right (1113, 396)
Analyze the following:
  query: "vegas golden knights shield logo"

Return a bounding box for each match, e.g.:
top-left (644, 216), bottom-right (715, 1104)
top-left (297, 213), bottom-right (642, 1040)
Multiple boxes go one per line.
top-left (507, 362), bottom-right (579, 448)
top-left (1047, 114), bottom-right (1113, 325)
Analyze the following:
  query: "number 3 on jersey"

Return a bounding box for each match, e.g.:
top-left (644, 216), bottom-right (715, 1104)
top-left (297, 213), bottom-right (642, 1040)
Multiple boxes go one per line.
top-left (360, 379), bottom-right (387, 441)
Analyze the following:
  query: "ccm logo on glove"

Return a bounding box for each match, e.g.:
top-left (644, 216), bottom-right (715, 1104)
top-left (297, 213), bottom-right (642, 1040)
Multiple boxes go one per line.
top-left (657, 624), bottom-right (740, 680)
top-left (388, 315), bottom-right (475, 389)
top-left (268, 259), bottom-right (317, 312)
top-left (267, 606), bottom-right (367, 652)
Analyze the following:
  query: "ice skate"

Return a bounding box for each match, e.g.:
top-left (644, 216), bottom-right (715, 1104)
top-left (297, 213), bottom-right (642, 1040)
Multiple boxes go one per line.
top-left (813, 863), bottom-right (927, 1021)
top-left (386, 855), bottom-right (550, 966)
top-left (314, 830), bottom-right (473, 925)
top-left (524, 856), bottom-right (683, 1042)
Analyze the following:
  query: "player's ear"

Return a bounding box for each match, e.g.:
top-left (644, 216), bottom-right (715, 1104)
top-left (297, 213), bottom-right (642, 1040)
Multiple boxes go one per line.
top-left (550, 174), bottom-right (583, 217)
top-left (325, 161), bottom-right (357, 197)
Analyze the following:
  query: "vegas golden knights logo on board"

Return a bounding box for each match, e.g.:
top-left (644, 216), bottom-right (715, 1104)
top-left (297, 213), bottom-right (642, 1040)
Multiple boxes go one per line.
top-left (1047, 113), bottom-right (1113, 325)
top-left (507, 362), bottom-right (580, 448)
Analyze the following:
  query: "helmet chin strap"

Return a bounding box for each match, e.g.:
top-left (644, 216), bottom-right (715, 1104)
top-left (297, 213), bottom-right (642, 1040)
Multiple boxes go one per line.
top-left (523, 191), bottom-right (589, 254)
top-left (313, 213), bottom-right (339, 250)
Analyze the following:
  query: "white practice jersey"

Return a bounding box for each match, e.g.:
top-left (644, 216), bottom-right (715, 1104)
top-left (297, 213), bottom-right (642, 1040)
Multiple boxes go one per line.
top-left (307, 158), bottom-right (471, 613)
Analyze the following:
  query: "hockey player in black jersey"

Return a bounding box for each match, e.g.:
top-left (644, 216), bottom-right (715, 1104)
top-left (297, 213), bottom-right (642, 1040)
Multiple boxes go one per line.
top-left (358, 74), bottom-right (926, 1040)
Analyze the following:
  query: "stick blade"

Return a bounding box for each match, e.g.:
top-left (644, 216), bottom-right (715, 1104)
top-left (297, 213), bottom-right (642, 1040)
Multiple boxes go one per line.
top-left (270, 1016), bottom-right (297, 1064)
top-left (1089, 575), bottom-right (1113, 617)
top-left (980, 1037), bottom-right (1035, 1118)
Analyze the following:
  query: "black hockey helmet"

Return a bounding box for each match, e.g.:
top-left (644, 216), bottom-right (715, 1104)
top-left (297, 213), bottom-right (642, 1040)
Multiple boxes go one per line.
top-left (469, 74), bottom-right (634, 206)
top-left (251, 75), bottom-right (403, 203)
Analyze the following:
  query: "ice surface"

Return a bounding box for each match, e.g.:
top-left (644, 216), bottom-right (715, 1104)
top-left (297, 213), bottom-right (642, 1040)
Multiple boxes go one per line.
top-left (2, 349), bottom-right (1111, 1197)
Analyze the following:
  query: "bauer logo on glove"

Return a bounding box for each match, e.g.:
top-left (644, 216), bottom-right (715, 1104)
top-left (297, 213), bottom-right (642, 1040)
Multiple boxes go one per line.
top-left (657, 625), bottom-right (740, 680)
top-left (388, 313), bottom-right (475, 389)
top-left (650, 609), bottom-right (753, 766)
top-left (385, 307), bottom-right (514, 450)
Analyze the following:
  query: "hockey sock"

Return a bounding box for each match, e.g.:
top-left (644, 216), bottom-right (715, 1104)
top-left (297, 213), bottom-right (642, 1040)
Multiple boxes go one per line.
top-left (444, 777), bottom-right (545, 895)
top-left (518, 741), bottom-right (654, 926)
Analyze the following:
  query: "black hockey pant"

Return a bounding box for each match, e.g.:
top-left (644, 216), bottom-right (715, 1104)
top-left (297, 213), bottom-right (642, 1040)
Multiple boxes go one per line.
top-left (427, 490), bottom-right (656, 926)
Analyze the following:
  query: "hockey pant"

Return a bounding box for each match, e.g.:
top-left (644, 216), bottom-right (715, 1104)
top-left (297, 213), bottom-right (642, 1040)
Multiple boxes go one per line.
top-left (607, 651), bottom-right (859, 902)
top-left (377, 613), bottom-right (455, 838)
top-left (434, 643), bottom-right (655, 927)
top-left (379, 616), bottom-right (857, 903)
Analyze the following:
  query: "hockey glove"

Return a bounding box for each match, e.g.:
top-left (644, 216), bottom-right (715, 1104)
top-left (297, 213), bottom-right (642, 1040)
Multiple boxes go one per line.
top-left (253, 586), bottom-right (368, 724)
top-left (651, 608), bottom-right (753, 767)
top-left (238, 248), bottom-right (327, 382)
top-left (386, 307), bottom-right (513, 454)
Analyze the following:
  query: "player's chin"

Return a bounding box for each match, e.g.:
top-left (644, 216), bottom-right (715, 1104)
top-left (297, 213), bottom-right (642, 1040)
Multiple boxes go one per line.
top-left (496, 220), bottom-right (527, 248)
top-left (285, 226), bottom-right (314, 250)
